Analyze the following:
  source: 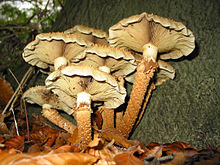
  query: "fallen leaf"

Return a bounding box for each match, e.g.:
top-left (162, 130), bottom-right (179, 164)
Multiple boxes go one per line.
top-left (194, 156), bottom-right (220, 165)
top-left (4, 136), bottom-right (24, 152)
top-left (114, 152), bottom-right (145, 165)
top-left (0, 78), bottom-right (14, 108)
top-left (0, 114), bottom-right (9, 134)
top-left (146, 142), bottom-right (160, 149)
top-left (27, 125), bottom-right (59, 144)
top-left (0, 136), bottom-right (5, 144)
top-left (0, 151), bottom-right (98, 165)
top-left (28, 144), bottom-right (41, 153)
top-left (53, 144), bottom-right (80, 153)
top-left (86, 134), bottom-right (116, 164)
top-left (172, 141), bottom-right (192, 149)
top-left (146, 145), bottom-right (163, 158)
top-left (67, 128), bottom-right (79, 144)
top-left (182, 148), bottom-right (198, 158)
top-left (94, 110), bottom-right (103, 129)
top-left (163, 145), bottom-right (183, 155)
top-left (162, 152), bottom-right (186, 165)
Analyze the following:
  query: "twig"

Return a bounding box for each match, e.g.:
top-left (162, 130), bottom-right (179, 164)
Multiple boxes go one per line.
top-left (57, 0), bottom-right (64, 9)
top-left (2, 66), bottom-right (34, 115)
top-left (22, 94), bottom-right (29, 141)
top-left (11, 108), bottom-right (19, 136)
top-left (0, 31), bottom-right (31, 40)
top-left (5, 67), bottom-right (35, 141)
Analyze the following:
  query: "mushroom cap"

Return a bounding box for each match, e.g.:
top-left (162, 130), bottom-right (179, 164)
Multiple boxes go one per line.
top-left (23, 86), bottom-right (74, 115)
top-left (72, 44), bottom-right (137, 77)
top-left (64, 25), bottom-right (109, 45)
top-left (45, 64), bottom-right (126, 109)
top-left (22, 32), bottom-right (93, 71)
top-left (155, 60), bottom-right (175, 85)
top-left (108, 12), bottom-right (195, 60)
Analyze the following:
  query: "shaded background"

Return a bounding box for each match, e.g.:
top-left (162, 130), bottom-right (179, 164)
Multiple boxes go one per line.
top-left (1, 0), bottom-right (220, 149)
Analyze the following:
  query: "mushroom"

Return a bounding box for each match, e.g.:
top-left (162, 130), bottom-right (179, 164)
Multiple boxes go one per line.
top-left (23, 86), bottom-right (77, 134)
top-left (45, 64), bottom-right (126, 149)
top-left (71, 44), bottom-right (137, 129)
top-left (72, 44), bottom-right (137, 79)
top-left (64, 24), bottom-right (109, 45)
top-left (22, 32), bottom-right (93, 72)
top-left (108, 12), bottom-right (195, 137)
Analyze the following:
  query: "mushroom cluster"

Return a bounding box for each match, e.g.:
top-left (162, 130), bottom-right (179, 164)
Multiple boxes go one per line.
top-left (22, 13), bottom-right (195, 149)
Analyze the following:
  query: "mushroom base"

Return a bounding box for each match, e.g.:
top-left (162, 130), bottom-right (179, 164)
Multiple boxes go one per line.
top-left (74, 108), bottom-right (92, 150)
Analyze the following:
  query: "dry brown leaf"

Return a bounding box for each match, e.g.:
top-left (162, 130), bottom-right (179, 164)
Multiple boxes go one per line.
top-left (182, 148), bottom-right (198, 158)
top-left (4, 136), bottom-right (24, 152)
top-left (164, 142), bottom-right (184, 150)
top-left (0, 151), bottom-right (98, 165)
top-left (67, 128), bottom-right (79, 144)
top-left (146, 145), bottom-right (163, 158)
top-left (162, 152), bottom-right (186, 165)
top-left (0, 78), bottom-right (14, 108)
top-left (28, 125), bottom-right (59, 144)
top-left (88, 147), bottom-right (116, 165)
top-left (28, 143), bottom-right (41, 153)
top-left (163, 145), bottom-right (183, 155)
top-left (94, 110), bottom-right (103, 130)
top-left (86, 134), bottom-right (116, 164)
top-left (53, 132), bottom-right (71, 149)
top-left (0, 114), bottom-right (9, 134)
top-left (146, 142), bottom-right (160, 149)
top-left (172, 141), bottom-right (192, 149)
top-left (194, 156), bottom-right (220, 165)
top-left (41, 133), bottom-right (57, 149)
top-left (88, 134), bottom-right (103, 148)
top-left (53, 144), bottom-right (81, 153)
top-left (114, 152), bottom-right (145, 165)
top-left (0, 136), bottom-right (5, 144)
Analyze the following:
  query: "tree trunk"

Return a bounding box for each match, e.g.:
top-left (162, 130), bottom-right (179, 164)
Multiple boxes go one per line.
top-left (53, 0), bottom-right (220, 149)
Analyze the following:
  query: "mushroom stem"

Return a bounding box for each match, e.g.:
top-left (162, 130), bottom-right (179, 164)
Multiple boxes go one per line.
top-left (118, 59), bottom-right (158, 138)
top-left (98, 66), bottom-right (111, 73)
top-left (54, 57), bottom-right (68, 70)
top-left (42, 104), bottom-right (77, 134)
top-left (75, 92), bottom-right (92, 150)
top-left (142, 43), bottom-right (158, 62)
top-left (135, 82), bottom-right (156, 127)
top-left (100, 107), bottom-right (114, 129)
top-left (115, 111), bottom-right (123, 130)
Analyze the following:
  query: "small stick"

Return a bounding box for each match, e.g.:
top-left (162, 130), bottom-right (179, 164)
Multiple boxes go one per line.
top-left (2, 66), bottom-right (34, 115)
top-left (11, 108), bottom-right (19, 136)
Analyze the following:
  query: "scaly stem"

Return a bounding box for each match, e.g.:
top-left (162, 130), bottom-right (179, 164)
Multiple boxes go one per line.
top-left (119, 59), bottom-right (158, 138)
top-left (75, 110), bottom-right (91, 150)
top-left (115, 111), bottom-right (123, 130)
top-left (100, 107), bottom-right (114, 129)
top-left (118, 42), bottom-right (158, 138)
top-left (75, 92), bottom-right (92, 150)
top-left (135, 82), bottom-right (156, 127)
top-left (42, 104), bottom-right (77, 134)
